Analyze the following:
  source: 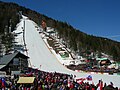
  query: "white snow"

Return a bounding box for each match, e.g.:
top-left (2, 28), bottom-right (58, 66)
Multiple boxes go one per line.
top-left (14, 16), bottom-right (120, 87)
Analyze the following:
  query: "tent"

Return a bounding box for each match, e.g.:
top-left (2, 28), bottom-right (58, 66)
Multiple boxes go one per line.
top-left (17, 77), bottom-right (35, 84)
top-left (96, 58), bottom-right (108, 61)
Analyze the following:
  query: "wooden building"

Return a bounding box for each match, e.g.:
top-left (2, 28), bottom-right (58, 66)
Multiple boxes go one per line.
top-left (0, 51), bottom-right (29, 75)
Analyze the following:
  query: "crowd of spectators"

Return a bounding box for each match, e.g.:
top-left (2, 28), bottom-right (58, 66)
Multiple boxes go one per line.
top-left (0, 68), bottom-right (119, 90)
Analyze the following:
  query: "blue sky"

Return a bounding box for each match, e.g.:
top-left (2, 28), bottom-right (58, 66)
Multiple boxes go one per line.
top-left (2, 0), bottom-right (120, 41)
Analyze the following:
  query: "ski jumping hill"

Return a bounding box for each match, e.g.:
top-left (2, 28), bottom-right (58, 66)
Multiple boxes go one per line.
top-left (14, 16), bottom-right (120, 87)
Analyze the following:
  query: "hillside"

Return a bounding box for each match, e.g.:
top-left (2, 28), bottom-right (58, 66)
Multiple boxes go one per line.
top-left (0, 1), bottom-right (120, 61)
top-left (12, 15), bottom-right (120, 87)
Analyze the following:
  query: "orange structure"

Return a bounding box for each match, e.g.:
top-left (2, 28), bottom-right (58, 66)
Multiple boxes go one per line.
top-left (41, 20), bottom-right (47, 31)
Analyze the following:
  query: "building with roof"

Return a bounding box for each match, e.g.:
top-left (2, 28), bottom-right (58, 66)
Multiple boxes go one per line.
top-left (0, 51), bottom-right (29, 75)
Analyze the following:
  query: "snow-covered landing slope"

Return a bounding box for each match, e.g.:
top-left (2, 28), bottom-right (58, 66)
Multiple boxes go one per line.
top-left (25, 19), bottom-right (73, 72)
top-left (15, 17), bottom-right (120, 87)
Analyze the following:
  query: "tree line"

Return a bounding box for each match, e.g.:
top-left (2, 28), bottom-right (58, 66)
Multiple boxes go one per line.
top-left (0, 1), bottom-right (120, 61)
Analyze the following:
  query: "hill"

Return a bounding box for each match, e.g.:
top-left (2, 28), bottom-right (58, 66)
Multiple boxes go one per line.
top-left (0, 1), bottom-right (120, 61)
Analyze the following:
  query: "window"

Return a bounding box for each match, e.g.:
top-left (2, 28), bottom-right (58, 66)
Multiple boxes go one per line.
top-left (13, 58), bottom-right (19, 65)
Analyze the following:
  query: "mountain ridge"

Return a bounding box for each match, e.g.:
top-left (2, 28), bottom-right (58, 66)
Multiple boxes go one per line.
top-left (0, 1), bottom-right (120, 61)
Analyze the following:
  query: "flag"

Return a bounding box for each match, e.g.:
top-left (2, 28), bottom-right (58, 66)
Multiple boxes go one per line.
top-left (76, 78), bottom-right (86, 84)
top-left (68, 77), bottom-right (74, 89)
top-left (68, 77), bottom-right (70, 87)
top-left (0, 78), bottom-right (2, 83)
top-left (87, 75), bottom-right (92, 81)
top-left (97, 80), bottom-right (103, 90)
top-left (2, 78), bottom-right (6, 87)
